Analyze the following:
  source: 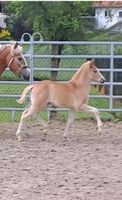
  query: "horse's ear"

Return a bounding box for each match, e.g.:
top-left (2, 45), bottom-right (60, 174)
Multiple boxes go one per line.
top-left (91, 59), bottom-right (95, 65)
top-left (13, 42), bottom-right (19, 49)
top-left (90, 59), bottom-right (95, 68)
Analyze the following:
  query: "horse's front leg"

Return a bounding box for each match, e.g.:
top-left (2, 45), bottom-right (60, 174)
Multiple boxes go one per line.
top-left (80, 104), bottom-right (103, 134)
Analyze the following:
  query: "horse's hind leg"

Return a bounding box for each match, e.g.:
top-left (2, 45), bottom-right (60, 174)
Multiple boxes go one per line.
top-left (16, 107), bottom-right (36, 141)
top-left (63, 110), bottom-right (75, 138)
top-left (35, 112), bottom-right (48, 138)
top-left (35, 112), bottom-right (47, 128)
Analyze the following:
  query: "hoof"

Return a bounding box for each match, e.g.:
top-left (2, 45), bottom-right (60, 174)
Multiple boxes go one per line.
top-left (17, 135), bottom-right (23, 142)
top-left (98, 126), bottom-right (103, 134)
top-left (43, 128), bottom-right (47, 135)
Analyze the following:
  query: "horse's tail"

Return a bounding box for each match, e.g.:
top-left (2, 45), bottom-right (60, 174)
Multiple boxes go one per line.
top-left (17, 85), bottom-right (34, 104)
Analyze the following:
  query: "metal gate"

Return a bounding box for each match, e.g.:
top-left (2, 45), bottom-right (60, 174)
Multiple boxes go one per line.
top-left (0, 34), bottom-right (122, 122)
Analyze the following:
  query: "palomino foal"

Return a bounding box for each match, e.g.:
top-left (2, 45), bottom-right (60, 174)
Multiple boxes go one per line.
top-left (16, 59), bottom-right (105, 141)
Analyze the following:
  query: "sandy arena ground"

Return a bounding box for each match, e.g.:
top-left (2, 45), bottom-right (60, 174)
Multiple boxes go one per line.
top-left (0, 119), bottom-right (122, 200)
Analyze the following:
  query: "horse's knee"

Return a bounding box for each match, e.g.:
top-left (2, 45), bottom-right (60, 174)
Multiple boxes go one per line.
top-left (92, 107), bottom-right (98, 113)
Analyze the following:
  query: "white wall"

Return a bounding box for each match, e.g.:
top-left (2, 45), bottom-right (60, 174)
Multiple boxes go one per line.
top-left (95, 8), bottom-right (122, 30)
top-left (0, 13), bottom-right (7, 29)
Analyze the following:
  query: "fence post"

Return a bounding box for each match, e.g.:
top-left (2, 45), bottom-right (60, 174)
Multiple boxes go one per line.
top-left (110, 43), bottom-right (114, 111)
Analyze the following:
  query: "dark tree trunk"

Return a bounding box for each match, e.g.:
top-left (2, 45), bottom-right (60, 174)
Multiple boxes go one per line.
top-left (0, 2), bottom-right (2, 12)
top-left (51, 44), bottom-right (63, 81)
top-left (50, 44), bottom-right (63, 119)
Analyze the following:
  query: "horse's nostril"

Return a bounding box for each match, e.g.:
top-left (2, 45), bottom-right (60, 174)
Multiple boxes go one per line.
top-left (101, 78), bottom-right (105, 83)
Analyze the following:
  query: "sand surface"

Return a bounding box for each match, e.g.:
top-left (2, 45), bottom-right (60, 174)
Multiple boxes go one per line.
top-left (0, 120), bottom-right (122, 200)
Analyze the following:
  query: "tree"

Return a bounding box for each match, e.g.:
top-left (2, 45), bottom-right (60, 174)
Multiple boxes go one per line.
top-left (4, 1), bottom-right (92, 80)
top-left (3, 2), bottom-right (33, 39)
top-left (0, 1), bottom-right (2, 12)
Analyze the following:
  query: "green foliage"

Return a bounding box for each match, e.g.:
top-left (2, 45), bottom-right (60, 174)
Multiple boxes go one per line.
top-left (0, 29), bottom-right (11, 40)
top-left (4, 1), bottom-right (92, 40)
top-left (88, 30), bottom-right (122, 42)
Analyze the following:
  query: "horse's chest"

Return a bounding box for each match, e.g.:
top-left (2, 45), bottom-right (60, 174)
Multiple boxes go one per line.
top-left (76, 89), bottom-right (88, 99)
top-left (76, 94), bottom-right (88, 104)
top-left (74, 90), bottom-right (89, 110)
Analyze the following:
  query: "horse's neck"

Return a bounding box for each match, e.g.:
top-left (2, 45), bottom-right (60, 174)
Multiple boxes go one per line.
top-left (0, 44), bottom-right (3, 50)
top-left (0, 62), bottom-right (7, 76)
top-left (70, 66), bottom-right (91, 89)
top-left (0, 46), bottom-right (10, 61)
top-left (0, 46), bottom-right (10, 76)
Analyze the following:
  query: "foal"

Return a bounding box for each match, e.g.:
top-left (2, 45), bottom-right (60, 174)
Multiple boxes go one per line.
top-left (16, 59), bottom-right (105, 141)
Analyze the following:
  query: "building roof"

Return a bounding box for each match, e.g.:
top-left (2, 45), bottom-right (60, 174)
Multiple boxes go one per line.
top-left (93, 1), bottom-right (122, 8)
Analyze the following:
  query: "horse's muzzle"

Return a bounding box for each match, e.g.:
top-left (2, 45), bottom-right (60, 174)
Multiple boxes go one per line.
top-left (22, 67), bottom-right (30, 81)
top-left (100, 78), bottom-right (105, 83)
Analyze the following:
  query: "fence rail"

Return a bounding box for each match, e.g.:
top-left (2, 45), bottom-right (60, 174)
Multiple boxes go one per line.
top-left (0, 38), bottom-right (122, 122)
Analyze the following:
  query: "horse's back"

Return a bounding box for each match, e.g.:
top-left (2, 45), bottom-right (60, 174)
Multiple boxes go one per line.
top-left (31, 80), bottom-right (73, 108)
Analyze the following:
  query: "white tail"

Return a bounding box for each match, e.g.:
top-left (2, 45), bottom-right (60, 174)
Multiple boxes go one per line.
top-left (17, 85), bottom-right (33, 104)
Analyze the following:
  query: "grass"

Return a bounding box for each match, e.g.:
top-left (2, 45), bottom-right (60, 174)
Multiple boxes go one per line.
top-left (55, 110), bottom-right (115, 122)
top-left (0, 110), bottom-right (115, 124)
top-left (0, 112), bottom-right (13, 123)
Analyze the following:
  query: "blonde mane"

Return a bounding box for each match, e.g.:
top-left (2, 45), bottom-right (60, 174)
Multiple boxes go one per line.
top-left (71, 61), bottom-right (90, 83)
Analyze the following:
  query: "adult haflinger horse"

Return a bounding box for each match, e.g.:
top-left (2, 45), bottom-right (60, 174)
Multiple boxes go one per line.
top-left (0, 42), bottom-right (30, 80)
top-left (16, 59), bottom-right (105, 141)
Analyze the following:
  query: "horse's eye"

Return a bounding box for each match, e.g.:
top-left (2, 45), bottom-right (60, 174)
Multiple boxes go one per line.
top-left (18, 57), bottom-right (22, 61)
top-left (93, 70), bottom-right (97, 73)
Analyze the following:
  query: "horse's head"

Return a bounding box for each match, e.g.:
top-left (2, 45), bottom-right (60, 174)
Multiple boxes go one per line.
top-left (6, 42), bottom-right (30, 80)
top-left (88, 59), bottom-right (105, 83)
